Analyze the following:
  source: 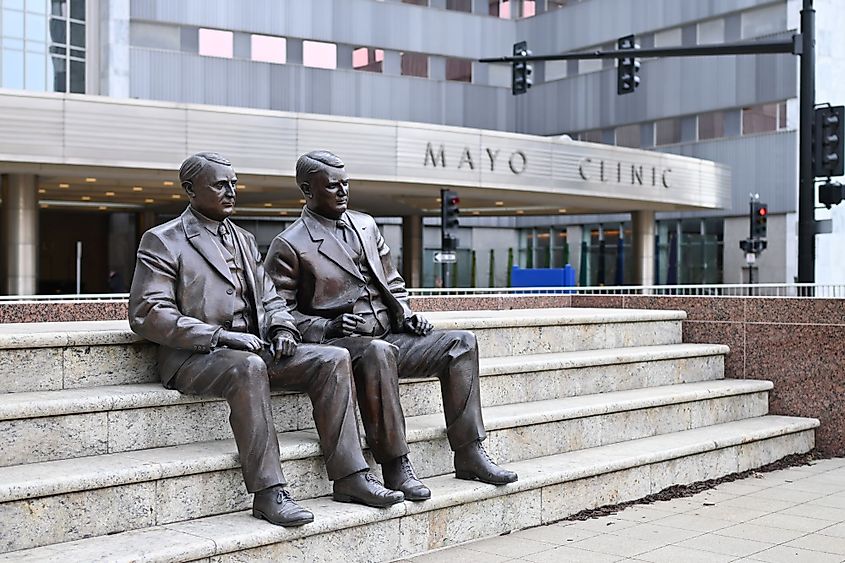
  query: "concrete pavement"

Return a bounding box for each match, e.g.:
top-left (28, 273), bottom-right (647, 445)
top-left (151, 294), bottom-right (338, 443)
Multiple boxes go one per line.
top-left (403, 457), bottom-right (845, 563)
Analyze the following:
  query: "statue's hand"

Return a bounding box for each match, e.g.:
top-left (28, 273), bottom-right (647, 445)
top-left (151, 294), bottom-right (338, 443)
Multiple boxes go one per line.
top-left (403, 314), bottom-right (433, 336)
top-left (218, 330), bottom-right (263, 352)
top-left (326, 313), bottom-right (365, 338)
top-left (272, 331), bottom-right (298, 360)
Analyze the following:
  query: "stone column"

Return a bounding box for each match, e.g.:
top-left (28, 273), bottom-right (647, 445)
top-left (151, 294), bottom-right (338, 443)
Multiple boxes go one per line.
top-left (632, 210), bottom-right (656, 286)
top-left (2, 174), bottom-right (38, 295)
top-left (402, 215), bottom-right (423, 288)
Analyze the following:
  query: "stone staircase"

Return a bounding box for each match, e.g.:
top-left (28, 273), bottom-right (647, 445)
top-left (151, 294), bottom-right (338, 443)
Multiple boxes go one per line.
top-left (0, 308), bottom-right (818, 562)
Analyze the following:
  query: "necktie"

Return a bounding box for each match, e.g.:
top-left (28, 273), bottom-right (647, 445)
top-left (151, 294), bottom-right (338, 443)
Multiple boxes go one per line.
top-left (336, 219), bottom-right (361, 255)
top-left (218, 223), bottom-right (236, 256)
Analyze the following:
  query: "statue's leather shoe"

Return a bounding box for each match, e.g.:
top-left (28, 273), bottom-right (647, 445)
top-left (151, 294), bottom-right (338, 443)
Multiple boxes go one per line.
top-left (382, 455), bottom-right (431, 501)
top-left (454, 440), bottom-right (518, 485)
top-left (333, 470), bottom-right (405, 507)
top-left (252, 486), bottom-right (314, 527)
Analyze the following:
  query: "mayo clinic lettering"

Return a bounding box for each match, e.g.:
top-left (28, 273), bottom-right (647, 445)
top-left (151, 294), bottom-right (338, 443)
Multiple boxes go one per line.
top-left (424, 142), bottom-right (527, 174)
top-left (578, 158), bottom-right (672, 189)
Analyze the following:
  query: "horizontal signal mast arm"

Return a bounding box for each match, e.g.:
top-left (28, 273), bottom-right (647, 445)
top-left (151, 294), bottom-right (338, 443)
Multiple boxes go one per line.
top-left (479, 37), bottom-right (798, 63)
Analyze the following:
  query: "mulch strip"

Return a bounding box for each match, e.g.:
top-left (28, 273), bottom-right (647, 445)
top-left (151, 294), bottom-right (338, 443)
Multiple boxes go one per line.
top-left (562, 450), bottom-right (824, 522)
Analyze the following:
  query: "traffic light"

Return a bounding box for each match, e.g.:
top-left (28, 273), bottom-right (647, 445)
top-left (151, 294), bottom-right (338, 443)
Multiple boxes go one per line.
top-left (617, 34), bottom-right (641, 95)
top-left (814, 106), bottom-right (845, 178)
top-left (441, 189), bottom-right (460, 251)
top-left (512, 41), bottom-right (533, 95)
top-left (819, 181), bottom-right (844, 208)
top-left (752, 201), bottom-right (768, 239)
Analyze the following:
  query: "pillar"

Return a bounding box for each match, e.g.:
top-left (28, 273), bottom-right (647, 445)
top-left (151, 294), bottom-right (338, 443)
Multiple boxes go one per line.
top-left (2, 174), bottom-right (38, 295)
top-left (402, 215), bottom-right (423, 288)
top-left (632, 210), bottom-right (656, 286)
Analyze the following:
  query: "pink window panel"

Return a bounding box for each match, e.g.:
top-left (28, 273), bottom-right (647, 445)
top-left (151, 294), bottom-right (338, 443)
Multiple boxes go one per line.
top-left (353, 47), bottom-right (384, 72)
top-left (303, 40), bottom-right (337, 69)
top-left (251, 34), bottom-right (286, 64)
top-left (198, 28), bottom-right (233, 59)
top-left (523, 1), bottom-right (535, 17)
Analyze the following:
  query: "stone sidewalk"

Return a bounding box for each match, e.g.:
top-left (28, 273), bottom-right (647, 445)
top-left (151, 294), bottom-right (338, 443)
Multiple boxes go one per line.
top-left (402, 457), bottom-right (845, 563)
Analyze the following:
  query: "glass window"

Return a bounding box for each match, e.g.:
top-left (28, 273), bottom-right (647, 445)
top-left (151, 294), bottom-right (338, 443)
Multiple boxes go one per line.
top-left (489, 0), bottom-right (510, 18)
top-left (522, 0), bottom-right (535, 17)
top-left (5, 0), bottom-right (24, 9)
top-left (778, 101), bottom-right (787, 129)
top-left (68, 57), bottom-right (83, 92)
top-left (697, 18), bottom-right (724, 45)
top-left (25, 0), bottom-right (46, 13)
top-left (25, 11), bottom-right (45, 41)
top-left (49, 16), bottom-right (65, 43)
top-left (653, 27), bottom-right (682, 48)
top-left (3, 49), bottom-right (24, 89)
top-left (545, 59), bottom-right (567, 81)
top-left (547, 0), bottom-right (570, 9)
top-left (655, 118), bottom-right (681, 145)
top-left (579, 57), bottom-right (602, 74)
top-left (402, 0), bottom-right (427, 4)
top-left (303, 40), bottom-right (336, 69)
top-left (446, 0), bottom-right (471, 12)
top-left (742, 103), bottom-right (778, 134)
top-left (3, 9), bottom-right (25, 38)
top-left (445, 57), bottom-right (471, 82)
top-left (49, 53), bottom-right (65, 91)
top-left (25, 50), bottom-right (45, 89)
top-left (698, 111), bottom-right (725, 140)
top-left (3, 36), bottom-right (23, 49)
top-left (580, 129), bottom-right (603, 143)
top-left (68, 19), bottom-right (83, 46)
top-left (250, 34), bottom-right (285, 64)
top-left (401, 51), bottom-right (427, 77)
top-left (352, 47), bottom-right (383, 73)
top-left (615, 124), bottom-right (640, 148)
top-left (69, 0), bottom-right (83, 21)
top-left (741, 4), bottom-right (787, 39)
top-left (198, 28), bottom-right (233, 59)
top-left (51, 0), bottom-right (66, 17)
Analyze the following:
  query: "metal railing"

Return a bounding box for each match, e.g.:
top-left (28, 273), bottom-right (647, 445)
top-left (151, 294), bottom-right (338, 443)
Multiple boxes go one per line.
top-left (407, 283), bottom-right (845, 298)
top-left (1, 284), bottom-right (845, 301)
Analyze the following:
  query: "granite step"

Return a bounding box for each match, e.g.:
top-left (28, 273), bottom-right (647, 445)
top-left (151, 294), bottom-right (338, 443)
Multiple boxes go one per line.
top-left (0, 343), bottom-right (728, 466)
top-left (0, 379), bottom-right (772, 552)
top-left (0, 415), bottom-right (818, 563)
top-left (0, 308), bottom-right (685, 393)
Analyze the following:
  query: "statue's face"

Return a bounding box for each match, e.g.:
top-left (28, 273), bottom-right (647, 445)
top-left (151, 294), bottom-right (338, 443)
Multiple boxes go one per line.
top-left (305, 166), bottom-right (349, 220)
top-left (187, 161), bottom-right (237, 221)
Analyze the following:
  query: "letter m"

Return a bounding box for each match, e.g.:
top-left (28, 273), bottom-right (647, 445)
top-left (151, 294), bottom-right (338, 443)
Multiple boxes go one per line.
top-left (424, 143), bottom-right (446, 167)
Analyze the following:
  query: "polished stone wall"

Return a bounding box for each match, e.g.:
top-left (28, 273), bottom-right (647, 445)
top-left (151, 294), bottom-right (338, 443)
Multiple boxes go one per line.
top-left (1, 294), bottom-right (841, 455)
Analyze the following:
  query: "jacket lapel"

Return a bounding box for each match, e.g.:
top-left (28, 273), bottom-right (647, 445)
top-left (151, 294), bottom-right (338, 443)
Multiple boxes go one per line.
top-left (182, 209), bottom-right (234, 285)
top-left (347, 213), bottom-right (388, 287)
top-left (302, 212), bottom-right (365, 282)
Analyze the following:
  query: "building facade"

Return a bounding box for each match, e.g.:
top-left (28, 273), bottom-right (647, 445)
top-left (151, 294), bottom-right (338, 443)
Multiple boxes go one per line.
top-left (1, 0), bottom-right (837, 293)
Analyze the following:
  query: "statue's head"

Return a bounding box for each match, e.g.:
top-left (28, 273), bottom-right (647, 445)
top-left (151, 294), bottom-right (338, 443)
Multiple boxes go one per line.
top-left (179, 152), bottom-right (237, 221)
top-left (296, 150), bottom-right (349, 220)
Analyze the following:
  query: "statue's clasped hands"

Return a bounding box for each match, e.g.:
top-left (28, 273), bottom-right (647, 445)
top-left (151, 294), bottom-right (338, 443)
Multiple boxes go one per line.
top-left (403, 314), bottom-right (433, 336)
top-left (217, 329), bottom-right (298, 360)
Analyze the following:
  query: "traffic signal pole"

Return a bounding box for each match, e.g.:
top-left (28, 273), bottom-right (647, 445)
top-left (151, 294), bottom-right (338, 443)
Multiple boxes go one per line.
top-left (798, 0), bottom-right (816, 285)
top-left (481, 13), bottom-right (818, 285)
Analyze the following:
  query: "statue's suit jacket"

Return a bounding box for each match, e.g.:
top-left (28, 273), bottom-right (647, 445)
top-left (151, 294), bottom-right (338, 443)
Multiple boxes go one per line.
top-left (129, 207), bottom-right (299, 387)
top-left (264, 209), bottom-right (413, 343)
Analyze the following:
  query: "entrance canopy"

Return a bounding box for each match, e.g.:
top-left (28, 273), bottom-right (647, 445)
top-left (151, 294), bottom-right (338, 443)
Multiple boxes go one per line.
top-left (0, 90), bottom-right (730, 217)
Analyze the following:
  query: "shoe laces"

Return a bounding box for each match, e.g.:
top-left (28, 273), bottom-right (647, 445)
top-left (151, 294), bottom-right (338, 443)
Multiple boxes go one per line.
top-left (364, 471), bottom-right (384, 486)
top-left (476, 441), bottom-right (495, 464)
top-left (276, 488), bottom-right (295, 505)
top-left (400, 456), bottom-right (417, 480)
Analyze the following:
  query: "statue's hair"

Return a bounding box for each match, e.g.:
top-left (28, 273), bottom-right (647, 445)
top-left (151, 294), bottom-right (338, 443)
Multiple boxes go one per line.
top-left (295, 150), bottom-right (345, 190)
top-left (179, 152), bottom-right (231, 191)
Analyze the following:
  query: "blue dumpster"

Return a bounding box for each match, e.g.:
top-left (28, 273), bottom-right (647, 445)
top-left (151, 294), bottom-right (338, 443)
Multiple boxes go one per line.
top-left (511, 264), bottom-right (576, 292)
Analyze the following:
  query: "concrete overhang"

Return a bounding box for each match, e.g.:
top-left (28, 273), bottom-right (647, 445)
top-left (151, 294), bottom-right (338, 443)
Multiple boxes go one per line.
top-left (0, 89), bottom-right (731, 217)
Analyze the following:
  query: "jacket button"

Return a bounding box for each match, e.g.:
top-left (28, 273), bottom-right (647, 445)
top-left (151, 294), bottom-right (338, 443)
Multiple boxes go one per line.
top-left (224, 321), bottom-right (232, 329)
top-left (226, 288), bottom-right (234, 295)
